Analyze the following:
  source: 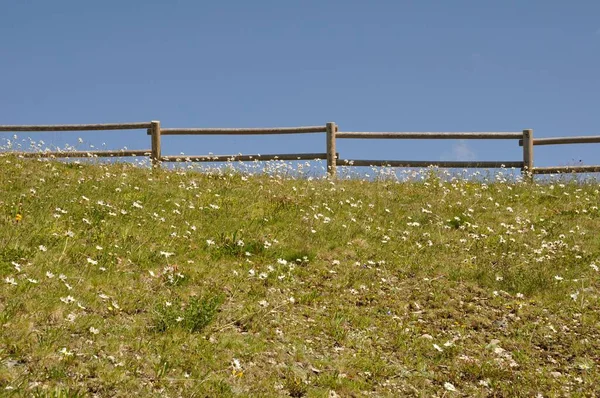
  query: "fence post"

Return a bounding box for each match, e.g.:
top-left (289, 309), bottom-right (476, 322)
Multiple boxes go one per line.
top-left (150, 120), bottom-right (161, 168)
top-left (326, 122), bottom-right (337, 177)
top-left (522, 128), bottom-right (533, 180)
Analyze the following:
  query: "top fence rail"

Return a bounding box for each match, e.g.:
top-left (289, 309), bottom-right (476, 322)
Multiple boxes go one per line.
top-left (155, 126), bottom-right (327, 135)
top-left (518, 135), bottom-right (600, 146)
top-left (0, 123), bottom-right (152, 132)
top-left (336, 132), bottom-right (523, 139)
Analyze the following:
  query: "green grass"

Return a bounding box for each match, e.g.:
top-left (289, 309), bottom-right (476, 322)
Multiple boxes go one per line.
top-left (1, 155), bottom-right (599, 396)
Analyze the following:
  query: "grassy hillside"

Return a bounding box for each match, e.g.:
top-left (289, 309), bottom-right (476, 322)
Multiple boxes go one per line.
top-left (1, 156), bottom-right (599, 397)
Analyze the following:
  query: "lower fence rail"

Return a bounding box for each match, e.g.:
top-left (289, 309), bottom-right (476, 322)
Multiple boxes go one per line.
top-left (533, 166), bottom-right (600, 175)
top-left (337, 159), bottom-right (524, 168)
top-left (161, 153), bottom-right (332, 162)
top-left (10, 150), bottom-right (150, 158)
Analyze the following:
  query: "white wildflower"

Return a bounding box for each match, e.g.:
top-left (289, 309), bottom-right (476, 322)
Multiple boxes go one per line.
top-left (444, 382), bottom-right (457, 392)
top-left (60, 296), bottom-right (75, 304)
top-left (570, 291), bottom-right (579, 301)
top-left (59, 347), bottom-right (74, 357)
top-left (5, 277), bottom-right (17, 286)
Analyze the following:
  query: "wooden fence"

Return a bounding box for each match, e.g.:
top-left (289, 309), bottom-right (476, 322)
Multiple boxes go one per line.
top-left (1, 121), bottom-right (599, 179)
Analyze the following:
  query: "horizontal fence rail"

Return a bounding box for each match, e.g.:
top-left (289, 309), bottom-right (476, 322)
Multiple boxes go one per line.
top-left (519, 135), bottom-right (600, 146)
top-left (533, 166), bottom-right (600, 175)
top-left (337, 132), bottom-right (523, 139)
top-left (161, 153), bottom-right (333, 162)
top-left (12, 150), bottom-right (150, 158)
top-left (338, 160), bottom-right (524, 168)
top-left (152, 126), bottom-right (327, 136)
top-left (0, 122), bottom-right (152, 132)
top-left (1, 120), bottom-right (599, 178)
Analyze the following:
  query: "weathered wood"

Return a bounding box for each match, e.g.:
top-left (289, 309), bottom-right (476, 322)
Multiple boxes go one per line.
top-left (154, 126), bottom-right (327, 135)
top-left (336, 132), bottom-right (523, 139)
top-left (326, 122), bottom-right (337, 177)
top-left (518, 135), bottom-right (600, 146)
top-left (161, 153), bottom-right (331, 162)
top-left (150, 121), bottom-right (161, 168)
top-left (0, 122), bottom-right (152, 132)
top-left (11, 150), bottom-right (149, 158)
top-left (337, 159), bottom-right (524, 168)
top-left (533, 166), bottom-right (600, 175)
top-left (522, 129), bottom-right (534, 179)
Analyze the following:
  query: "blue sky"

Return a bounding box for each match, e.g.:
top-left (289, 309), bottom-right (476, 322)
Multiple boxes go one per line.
top-left (2, 1), bottom-right (599, 170)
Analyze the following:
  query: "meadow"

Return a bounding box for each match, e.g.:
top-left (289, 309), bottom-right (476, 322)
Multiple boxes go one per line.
top-left (1, 154), bottom-right (599, 397)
